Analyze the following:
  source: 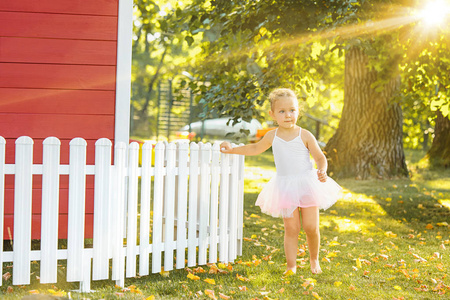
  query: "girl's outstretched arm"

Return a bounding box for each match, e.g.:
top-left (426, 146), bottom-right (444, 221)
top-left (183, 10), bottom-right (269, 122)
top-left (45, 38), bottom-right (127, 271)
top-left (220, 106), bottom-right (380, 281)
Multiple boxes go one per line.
top-left (220, 129), bottom-right (274, 156)
top-left (302, 129), bottom-right (328, 182)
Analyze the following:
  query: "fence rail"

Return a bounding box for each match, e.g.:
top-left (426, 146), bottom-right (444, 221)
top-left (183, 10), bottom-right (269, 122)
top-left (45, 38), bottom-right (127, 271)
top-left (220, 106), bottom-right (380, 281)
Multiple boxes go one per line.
top-left (0, 136), bottom-right (245, 292)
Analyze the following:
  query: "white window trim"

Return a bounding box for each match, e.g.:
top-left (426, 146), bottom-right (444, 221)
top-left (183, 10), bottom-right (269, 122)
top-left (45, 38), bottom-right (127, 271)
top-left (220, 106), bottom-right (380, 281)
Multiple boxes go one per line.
top-left (115, 0), bottom-right (133, 146)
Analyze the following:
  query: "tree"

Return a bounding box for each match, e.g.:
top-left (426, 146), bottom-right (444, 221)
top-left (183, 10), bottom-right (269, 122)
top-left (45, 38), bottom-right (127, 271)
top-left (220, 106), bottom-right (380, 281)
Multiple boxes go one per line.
top-left (427, 110), bottom-right (450, 167)
top-left (324, 46), bottom-right (408, 178)
top-left (401, 27), bottom-right (450, 167)
top-left (185, 0), bottom-right (409, 178)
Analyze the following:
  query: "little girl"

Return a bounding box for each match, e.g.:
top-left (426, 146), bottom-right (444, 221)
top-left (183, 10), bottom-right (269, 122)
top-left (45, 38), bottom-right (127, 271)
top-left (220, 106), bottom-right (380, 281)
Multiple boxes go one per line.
top-left (220, 88), bottom-right (341, 275)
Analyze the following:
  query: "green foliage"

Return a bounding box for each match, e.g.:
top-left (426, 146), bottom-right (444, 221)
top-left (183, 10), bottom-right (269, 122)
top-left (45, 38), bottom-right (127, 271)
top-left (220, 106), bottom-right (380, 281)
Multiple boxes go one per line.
top-left (131, 0), bottom-right (202, 137)
top-left (130, 0), bottom-right (450, 146)
top-left (179, 0), bottom-right (449, 149)
top-left (182, 0), bottom-right (357, 136)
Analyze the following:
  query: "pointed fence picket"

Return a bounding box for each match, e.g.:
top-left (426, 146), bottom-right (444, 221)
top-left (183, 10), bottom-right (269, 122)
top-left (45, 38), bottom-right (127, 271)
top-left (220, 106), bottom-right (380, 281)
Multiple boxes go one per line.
top-left (0, 137), bottom-right (5, 283)
top-left (0, 136), bottom-right (246, 291)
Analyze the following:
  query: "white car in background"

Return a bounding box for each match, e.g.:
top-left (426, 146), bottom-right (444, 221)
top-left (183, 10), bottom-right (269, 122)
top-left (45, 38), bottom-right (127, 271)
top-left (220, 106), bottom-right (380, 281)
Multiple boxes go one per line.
top-left (177, 118), bottom-right (262, 140)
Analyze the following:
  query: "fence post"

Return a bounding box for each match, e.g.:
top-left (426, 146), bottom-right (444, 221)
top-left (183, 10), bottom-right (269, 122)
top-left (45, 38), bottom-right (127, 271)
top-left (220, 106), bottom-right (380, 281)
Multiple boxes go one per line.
top-left (80, 257), bottom-right (92, 293)
top-left (187, 143), bottom-right (199, 267)
top-left (139, 142), bottom-right (153, 276)
top-left (209, 143), bottom-right (220, 263)
top-left (0, 137), bottom-right (5, 286)
top-left (40, 137), bottom-right (61, 284)
top-left (176, 142), bottom-right (189, 269)
top-left (219, 150), bottom-right (230, 263)
top-left (198, 143), bottom-right (211, 265)
top-left (237, 150), bottom-right (245, 256)
top-left (92, 138), bottom-right (112, 280)
top-left (164, 143), bottom-right (176, 271)
top-left (126, 142), bottom-right (139, 277)
top-left (152, 142), bottom-right (165, 273)
top-left (112, 142), bottom-right (127, 287)
top-left (13, 136), bottom-right (33, 285)
top-left (228, 147), bottom-right (239, 262)
top-left (67, 138), bottom-right (87, 283)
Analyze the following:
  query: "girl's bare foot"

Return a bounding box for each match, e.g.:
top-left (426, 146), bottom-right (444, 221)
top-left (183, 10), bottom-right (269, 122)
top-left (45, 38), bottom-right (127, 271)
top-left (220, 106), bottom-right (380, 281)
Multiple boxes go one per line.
top-left (310, 260), bottom-right (322, 274)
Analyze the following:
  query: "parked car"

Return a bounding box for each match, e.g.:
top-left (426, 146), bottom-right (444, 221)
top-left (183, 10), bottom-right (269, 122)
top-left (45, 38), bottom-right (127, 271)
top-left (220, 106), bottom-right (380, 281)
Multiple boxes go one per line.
top-left (177, 118), bottom-right (262, 140)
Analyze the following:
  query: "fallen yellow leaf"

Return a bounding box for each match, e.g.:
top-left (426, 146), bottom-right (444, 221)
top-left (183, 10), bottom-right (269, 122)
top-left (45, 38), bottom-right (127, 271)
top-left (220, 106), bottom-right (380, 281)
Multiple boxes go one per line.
top-left (205, 289), bottom-right (217, 300)
top-left (304, 278), bottom-right (317, 284)
top-left (2, 272), bottom-right (11, 281)
top-left (356, 258), bottom-right (362, 269)
top-left (194, 267), bottom-right (206, 273)
top-left (384, 231), bottom-right (397, 238)
top-left (236, 273), bottom-right (250, 282)
top-left (219, 292), bottom-right (231, 299)
top-left (393, 285), bottom-right (402, 290)
top-left (187, 273), bottom-right (200, 281)
top-left (327, 251), bottom-right (338, 258)
top-left (227, 263), bottom-right (233, 271)
top-left (334, 281), bottom-right (342, 287)
top-left (284, 270), bottom-right (295, 277)
top-left (145, 296), bottom-right (155, 300)
top-left (204, 278), bottom-right (216, 285)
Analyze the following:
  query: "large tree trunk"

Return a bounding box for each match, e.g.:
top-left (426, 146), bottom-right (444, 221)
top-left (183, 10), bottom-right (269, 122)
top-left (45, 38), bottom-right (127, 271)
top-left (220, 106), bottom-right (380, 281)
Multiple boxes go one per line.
top-left (324, 46), bottom-right (408, 179)
top-left (427, 110), bottom-right (450, 167)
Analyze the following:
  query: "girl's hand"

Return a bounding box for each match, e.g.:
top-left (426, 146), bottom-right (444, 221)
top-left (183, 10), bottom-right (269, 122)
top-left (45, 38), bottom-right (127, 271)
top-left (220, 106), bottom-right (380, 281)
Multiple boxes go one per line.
top-left (220, 141), bottom-right (233, 153)
top-left (317, 169), bottom-right (327, 182)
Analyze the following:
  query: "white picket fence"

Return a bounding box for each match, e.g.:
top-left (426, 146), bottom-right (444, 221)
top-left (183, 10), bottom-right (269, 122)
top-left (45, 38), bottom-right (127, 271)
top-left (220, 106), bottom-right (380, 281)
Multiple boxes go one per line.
top-left (0, 136), bottom-right (245, 292)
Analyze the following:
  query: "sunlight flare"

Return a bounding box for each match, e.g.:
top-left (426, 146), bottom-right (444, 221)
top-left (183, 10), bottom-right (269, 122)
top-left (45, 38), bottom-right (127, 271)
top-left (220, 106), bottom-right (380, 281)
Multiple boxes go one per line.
top-left (419, 0), bottom-right (450, 27)
top-left (201, 11), bottom-right (420, 66)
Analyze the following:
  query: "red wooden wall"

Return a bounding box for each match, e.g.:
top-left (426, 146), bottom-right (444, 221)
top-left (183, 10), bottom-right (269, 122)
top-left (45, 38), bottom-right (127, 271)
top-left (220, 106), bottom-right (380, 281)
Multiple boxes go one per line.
top-left (0, 0), bottom-right (119, 239)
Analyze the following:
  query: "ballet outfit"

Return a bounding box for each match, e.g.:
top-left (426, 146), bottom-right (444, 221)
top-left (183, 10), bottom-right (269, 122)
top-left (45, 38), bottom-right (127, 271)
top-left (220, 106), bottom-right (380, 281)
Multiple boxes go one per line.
top-left (255, 128), bottom-right (341, 218)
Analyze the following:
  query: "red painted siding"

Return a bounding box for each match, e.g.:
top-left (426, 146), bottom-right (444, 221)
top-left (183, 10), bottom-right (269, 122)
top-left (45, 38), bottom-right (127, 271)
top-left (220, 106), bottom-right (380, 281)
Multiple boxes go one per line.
top-left (0, 12), bottom-right (118, 40)
top-left (0, 1), bottom-right (118, 16)
top-left (0, 88), bottom-right (115, 115)
top-left (0, 37), bottom-right (117, 65)
top-left (0, 0), bottom-right (119, 239)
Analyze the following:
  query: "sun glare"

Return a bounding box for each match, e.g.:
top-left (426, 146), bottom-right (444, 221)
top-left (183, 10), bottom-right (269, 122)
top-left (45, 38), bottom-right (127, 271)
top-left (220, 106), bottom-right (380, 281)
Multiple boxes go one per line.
top-left (419, 0), bottom-right (450, 27)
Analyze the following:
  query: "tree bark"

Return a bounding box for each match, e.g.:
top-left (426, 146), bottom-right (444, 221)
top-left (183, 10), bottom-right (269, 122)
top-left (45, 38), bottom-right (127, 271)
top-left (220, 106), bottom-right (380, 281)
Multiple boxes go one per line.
top-left (324, 46), bottom-right (408, 179)
top-left (427, 110), bottom-right (450, 167)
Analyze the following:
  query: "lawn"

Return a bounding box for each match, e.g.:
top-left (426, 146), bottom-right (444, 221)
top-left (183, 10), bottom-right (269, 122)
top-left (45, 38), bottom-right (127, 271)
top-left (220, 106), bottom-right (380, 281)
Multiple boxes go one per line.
top-left (1, 150), bottom-right (449, 299)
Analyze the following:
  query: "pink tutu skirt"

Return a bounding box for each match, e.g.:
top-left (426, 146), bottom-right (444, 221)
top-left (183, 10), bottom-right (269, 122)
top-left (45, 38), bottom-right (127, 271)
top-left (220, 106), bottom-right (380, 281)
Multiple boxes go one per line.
top-left (255, 169), bottom-right (342, 218)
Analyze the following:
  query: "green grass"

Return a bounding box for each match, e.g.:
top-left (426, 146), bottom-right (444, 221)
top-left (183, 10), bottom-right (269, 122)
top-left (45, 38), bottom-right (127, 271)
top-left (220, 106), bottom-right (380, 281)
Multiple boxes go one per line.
top-left (1, 149), bottom-right (449, 299)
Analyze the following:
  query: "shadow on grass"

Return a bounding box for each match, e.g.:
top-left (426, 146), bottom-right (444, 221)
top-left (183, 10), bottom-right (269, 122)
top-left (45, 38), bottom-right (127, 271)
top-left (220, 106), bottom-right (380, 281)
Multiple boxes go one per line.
top-left (246, 147), bottom-right (450, 232)
top-left (334, 147), bottom-right (450, 236)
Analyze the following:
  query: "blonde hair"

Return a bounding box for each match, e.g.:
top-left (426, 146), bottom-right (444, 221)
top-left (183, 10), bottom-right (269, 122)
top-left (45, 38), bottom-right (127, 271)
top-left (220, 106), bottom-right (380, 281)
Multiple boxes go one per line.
top-left (269, 88), bottom-right (297, 110)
